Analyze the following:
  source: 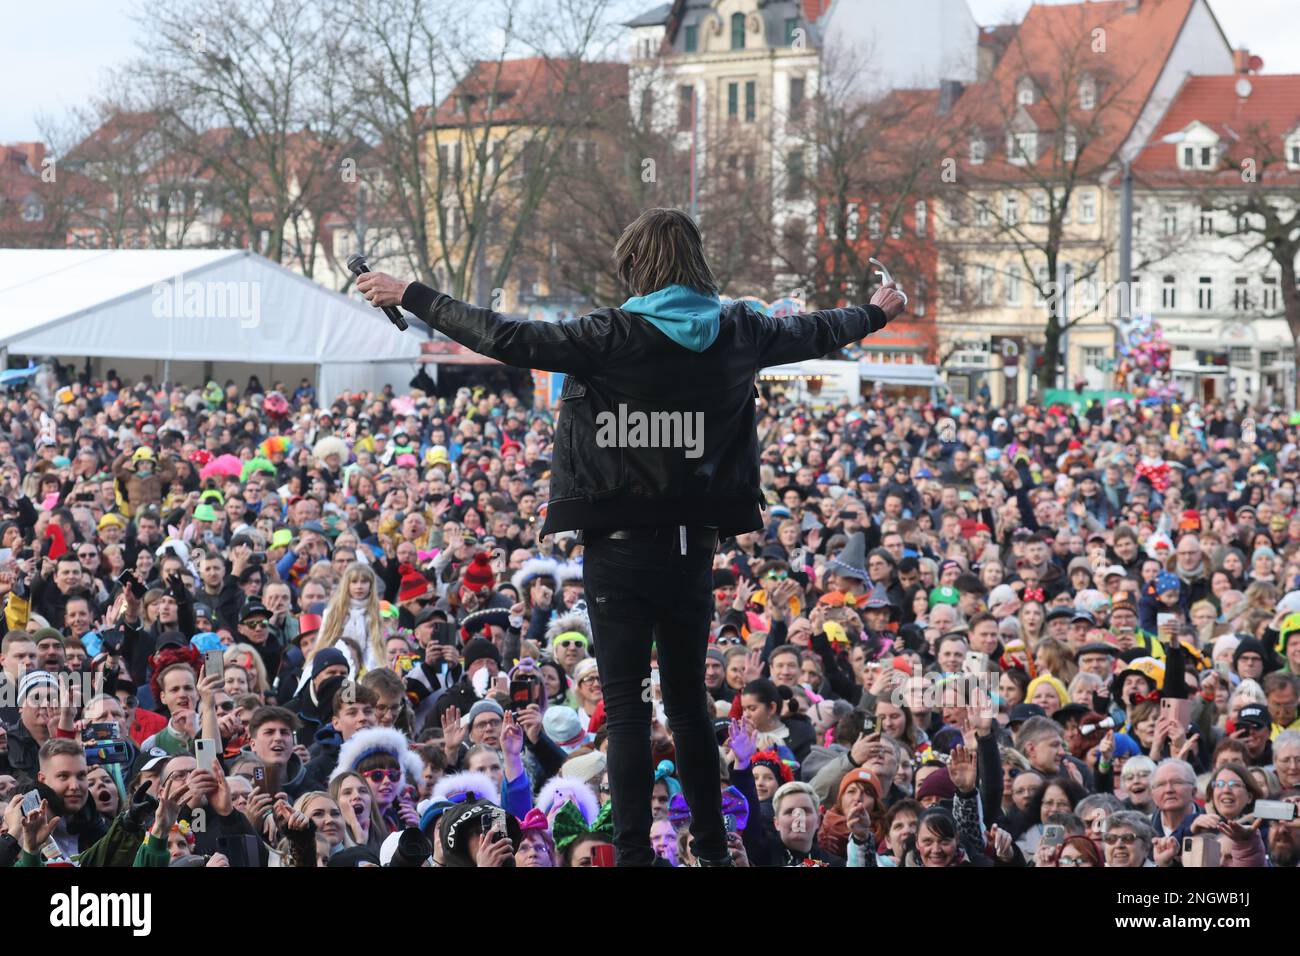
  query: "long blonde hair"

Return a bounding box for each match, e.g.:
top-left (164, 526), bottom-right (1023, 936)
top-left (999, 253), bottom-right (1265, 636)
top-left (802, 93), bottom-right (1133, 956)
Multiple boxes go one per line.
top-left (329, 772), bottom-right (386, 849)
top-left (313, 562), bottom-right (384, 667)
top-left (225, 643), bottom-right (271, 694)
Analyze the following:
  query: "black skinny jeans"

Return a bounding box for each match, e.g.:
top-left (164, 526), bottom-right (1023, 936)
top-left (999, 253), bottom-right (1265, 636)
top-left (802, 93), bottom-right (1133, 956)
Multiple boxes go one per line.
top-left (582, 526), bottom-right (726, 865)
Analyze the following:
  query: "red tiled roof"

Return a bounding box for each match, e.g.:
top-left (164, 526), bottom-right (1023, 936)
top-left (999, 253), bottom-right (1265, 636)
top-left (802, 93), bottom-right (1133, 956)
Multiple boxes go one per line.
top-left (1133, 73), bottom-right (1300, 181)
top-left (435, 57), bottom-right (627, 127)
top-left (953, 0), bottom-right (1198, 177)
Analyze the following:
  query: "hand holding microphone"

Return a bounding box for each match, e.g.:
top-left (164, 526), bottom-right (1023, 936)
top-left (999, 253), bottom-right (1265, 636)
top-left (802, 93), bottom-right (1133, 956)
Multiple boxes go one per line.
top-left (348, 254), bottom-right (409, 331)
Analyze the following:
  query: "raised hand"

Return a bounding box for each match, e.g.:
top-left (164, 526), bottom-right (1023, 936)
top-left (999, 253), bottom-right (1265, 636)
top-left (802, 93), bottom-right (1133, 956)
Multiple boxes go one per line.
top-left (948, 744), bottom-right (977, 793)
top-left (441, 706), bottom-right (467, 757)
top-left (1153, 835), bottom-right (1180, 867)
top-left (501, 711), bottom-right (524, 757)
top-left (727, 716), bottom-right (758, 770)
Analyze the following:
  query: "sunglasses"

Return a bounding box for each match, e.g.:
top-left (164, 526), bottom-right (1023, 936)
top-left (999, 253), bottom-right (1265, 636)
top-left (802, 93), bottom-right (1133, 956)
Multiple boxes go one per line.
top-left (363, 768), bottom-right (402, 784)
top-left (556, 640), bottom-right (585, 650)
top-left (216, 700), bottom-right (236, 713)
top-left (715, 635), bottom-right (743, 647)
top-left (763, 571), bottom-right (788, 581)
top-left (1102, 832), bottom-right (1140, 845)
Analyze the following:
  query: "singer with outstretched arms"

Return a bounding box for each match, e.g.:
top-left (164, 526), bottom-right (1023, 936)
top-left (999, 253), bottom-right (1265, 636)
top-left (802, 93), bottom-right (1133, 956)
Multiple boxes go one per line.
top-left (357, 208), bottom-right (907, 866)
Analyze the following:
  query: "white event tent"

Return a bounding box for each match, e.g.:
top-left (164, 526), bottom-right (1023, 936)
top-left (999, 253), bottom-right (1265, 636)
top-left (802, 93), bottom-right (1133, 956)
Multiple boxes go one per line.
top-left (0, 249), bottom-right (426, 398)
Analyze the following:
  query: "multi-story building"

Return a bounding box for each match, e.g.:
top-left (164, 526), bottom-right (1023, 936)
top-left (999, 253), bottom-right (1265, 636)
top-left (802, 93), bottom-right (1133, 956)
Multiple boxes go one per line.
top-left (930, 0), bottom-right (1237, 403)
top-left (1127, 68), bottom-right (1300, 406)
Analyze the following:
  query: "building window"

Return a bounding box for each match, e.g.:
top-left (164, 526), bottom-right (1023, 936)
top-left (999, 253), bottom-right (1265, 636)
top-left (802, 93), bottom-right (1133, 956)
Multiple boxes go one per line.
top-left (845, 203), bottom-right (860, 241)
top-left (1162, 205), bottom-right (1178, 236)
top-left (784, 17), bottom-right (799, 46)
top-left (1003, 194), bottom-right (1018, 226)
top-left (1083, 346), bottom-right (1107, 369)
top-left (1006, 266), bottom-right (1022, 305)
top-left (914, 279), bottom-right (927, 316)
top-left (1290, 142), bottom-right (1300, 168)
top-left (1017, 77), bottom-right (1035, 106)
top-left (1262, 350), bottom-right (1279, 366)
top-left (950, 268), bottom-right (964, 303)
top-left (727, 82), bottom-right (738, 120)
top-left (1079, 76), bottom-right (1096, 111)
top-left (785, 150), bottom-right (804, 198)
top-left (1009, 132), bottom-right (1037, 164)
top-left (789, 77), bottom-right (805, 121)
top-left (1199, 207), bottom-right (1215, 235)
top-left (677, 85), bottom-right (695, 131)
top-left (975, 198), bottom-right (990, 227)
top-left (869, 202), bottom-right (882, 238)
top-left (915, 200), bottom-right (927, 237)
top-left (977, 266), bottom-right (995, 305)
top-left (1161, 275), bottom-right (1176, 309)
top-left (1263, 276), bottom-right (1280, 311)
top-left (1079, 190), bottom-right (1096, 223)
top-left (684, 24), bottom-right (698, 53)
top-left (1131, 275), bottom-right (1144, 312)
top-left (1031, 192), bottom-right (1048, 224)
top-left (1233, 276), bottom-right (1250, 311)
top-left (744, 81), bottom-right (756, 122)
top-left (1197, 276), bottom-right (1213, 310)
top-left (1230, 347), bottom-right (1253, 366)
top-left (1063, 133), bottom-right (1078, 163)
top-left (731, 12), bottom-right (746, 50)
top-left (969, 138), bottom-right (985, 164)
top-left (640, 87), bottom-right (654, 128)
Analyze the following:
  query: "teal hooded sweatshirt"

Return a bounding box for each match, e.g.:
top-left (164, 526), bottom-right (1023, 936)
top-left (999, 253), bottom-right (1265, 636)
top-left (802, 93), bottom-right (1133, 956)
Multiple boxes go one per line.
top-left (621, 284), bottom-right (721, 353)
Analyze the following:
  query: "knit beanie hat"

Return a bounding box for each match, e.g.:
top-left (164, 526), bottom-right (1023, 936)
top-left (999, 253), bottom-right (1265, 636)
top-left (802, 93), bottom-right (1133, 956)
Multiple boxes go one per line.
top-left (837, 768), bottom-right (883, 810)
top-left (398, 564), bottom-right (432, 603)
top-left (461, 698), bottom-right (504, 729)
top-left (311, 647), bottom-right (350, 679)
top-left (915, 767), bottom-right (956, 803)
top-left (461, 552), bottom-right (496, 594)
top-left (462, 637), bottom-right (501, 671)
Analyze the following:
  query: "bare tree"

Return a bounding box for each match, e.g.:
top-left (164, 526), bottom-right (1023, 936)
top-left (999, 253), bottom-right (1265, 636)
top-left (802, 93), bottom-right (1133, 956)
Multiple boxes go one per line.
top-left (948, 5), bottom-right (1170, 389)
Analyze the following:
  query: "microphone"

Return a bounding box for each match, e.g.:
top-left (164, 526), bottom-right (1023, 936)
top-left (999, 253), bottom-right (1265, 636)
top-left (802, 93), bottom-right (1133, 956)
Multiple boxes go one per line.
top-left (1080, 716), bottom-right (1116, 736)
top-left (346, 253), bottom-right (408, 331)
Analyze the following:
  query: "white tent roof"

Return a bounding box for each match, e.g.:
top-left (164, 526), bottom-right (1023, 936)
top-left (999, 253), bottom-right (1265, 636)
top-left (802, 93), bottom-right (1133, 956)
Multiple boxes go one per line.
top-left (0, 249), bottom-right (423, 367)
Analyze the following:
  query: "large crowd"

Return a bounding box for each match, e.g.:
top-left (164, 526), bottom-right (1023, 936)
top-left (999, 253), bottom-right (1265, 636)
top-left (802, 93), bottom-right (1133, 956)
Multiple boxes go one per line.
top-left (2, 365), bottom-right (1299, 868)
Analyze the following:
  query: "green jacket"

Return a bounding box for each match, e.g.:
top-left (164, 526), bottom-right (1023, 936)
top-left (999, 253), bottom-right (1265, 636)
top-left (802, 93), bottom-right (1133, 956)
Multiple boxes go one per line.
top-left (133, 833), bottom-right (170, 868)
top-left (78, 812), bottom-right (152, 868)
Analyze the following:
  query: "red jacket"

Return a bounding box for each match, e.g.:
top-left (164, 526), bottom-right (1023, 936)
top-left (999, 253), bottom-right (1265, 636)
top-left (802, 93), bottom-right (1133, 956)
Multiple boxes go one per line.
top-left (130, 707), bottom-right (168, 745)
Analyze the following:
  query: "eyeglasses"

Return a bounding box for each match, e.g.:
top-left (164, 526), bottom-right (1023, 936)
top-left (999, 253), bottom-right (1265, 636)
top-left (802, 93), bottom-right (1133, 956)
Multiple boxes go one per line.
top-left (1212, 779), bottom-right (1245, 790)
top-left (1103, 832), bottom-right (1140, 845)
top-left (579, 675), bottom-right (601, 686)
top-left (362, 768), bottom-right (402, 784)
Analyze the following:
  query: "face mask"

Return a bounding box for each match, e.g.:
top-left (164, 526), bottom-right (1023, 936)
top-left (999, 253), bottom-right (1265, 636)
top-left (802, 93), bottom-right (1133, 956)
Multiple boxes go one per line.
top-left (137, 466), bottom-right (153, 477)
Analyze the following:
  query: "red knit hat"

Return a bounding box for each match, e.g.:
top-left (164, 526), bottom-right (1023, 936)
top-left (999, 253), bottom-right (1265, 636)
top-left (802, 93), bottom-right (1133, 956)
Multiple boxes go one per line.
top-left (397, 564), bottom-right (431, 604)
top-left (461, 551), bottom-right (496, 595)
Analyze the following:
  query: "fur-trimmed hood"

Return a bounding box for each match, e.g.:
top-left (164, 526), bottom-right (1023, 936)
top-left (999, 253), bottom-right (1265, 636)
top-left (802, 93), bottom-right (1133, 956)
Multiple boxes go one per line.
top-left (330, 726), bottom-right (423, 783)
top-left (535, 776), bottom-right (599, 824)
top-left (511, 557), bottom-right (560, 596)
top-left (431, 770), bottom-right (500, 807)
top-left (555, 561), bottom-right (584, 586)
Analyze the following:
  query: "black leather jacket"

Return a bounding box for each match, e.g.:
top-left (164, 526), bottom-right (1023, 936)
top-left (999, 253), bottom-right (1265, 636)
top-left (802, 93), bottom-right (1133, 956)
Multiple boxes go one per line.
top-left (401, 282), bottom-right (890, 537)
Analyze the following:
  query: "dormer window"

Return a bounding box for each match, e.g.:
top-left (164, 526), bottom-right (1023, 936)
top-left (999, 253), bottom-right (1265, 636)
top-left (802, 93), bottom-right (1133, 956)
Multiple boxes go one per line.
top-left (1063, 132), bottom-right (1078, 163)
top-left (1007, 131), bottom-right (1037, 165)
top-left (969, 137), bottom-right (986, 164)
top-left (1179, 145), bottom-right (1215, 170)
top-left (1079, 75), bottom-right (1096, 111)
top-left (1287, 131), bottom-right (1300, 170)
top-left (1016, 77), bottom-right (1036, 106)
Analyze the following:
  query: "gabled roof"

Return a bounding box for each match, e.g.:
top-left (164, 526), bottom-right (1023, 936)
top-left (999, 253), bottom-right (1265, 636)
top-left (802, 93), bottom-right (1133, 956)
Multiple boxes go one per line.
top-left (434, 57), bottom-right (627, 127)
top-left (952, 0), bottom-right (1199, 177)
top-left (1134, 72), bottom-right (1300, 184)
top-left (624, 2), bottom-right (671, 27)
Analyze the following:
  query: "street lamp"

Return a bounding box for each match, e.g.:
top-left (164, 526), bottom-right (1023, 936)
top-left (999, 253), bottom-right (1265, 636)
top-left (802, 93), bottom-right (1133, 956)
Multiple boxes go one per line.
top-left (1112, 131), bottom-right (1185, 390)
top-left (1118, 131), bottom-right (1187, 301)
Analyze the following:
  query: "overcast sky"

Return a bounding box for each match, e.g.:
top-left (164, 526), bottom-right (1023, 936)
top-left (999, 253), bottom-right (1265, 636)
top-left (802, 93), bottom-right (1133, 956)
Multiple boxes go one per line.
top-left (3, 0), bottom-right (1298, 142)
